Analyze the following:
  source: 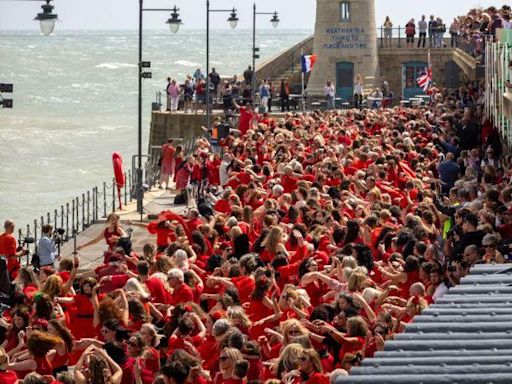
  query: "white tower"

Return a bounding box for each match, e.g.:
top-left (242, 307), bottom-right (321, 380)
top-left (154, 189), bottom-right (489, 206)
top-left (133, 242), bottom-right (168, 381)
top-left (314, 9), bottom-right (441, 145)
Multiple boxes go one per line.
top-left (308, 0), bottom-right (380, 99)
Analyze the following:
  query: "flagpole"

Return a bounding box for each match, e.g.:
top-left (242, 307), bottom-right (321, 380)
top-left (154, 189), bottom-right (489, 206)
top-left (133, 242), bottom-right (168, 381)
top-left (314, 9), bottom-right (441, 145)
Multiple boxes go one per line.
top-left (301, 48), bottom-right (305, 113)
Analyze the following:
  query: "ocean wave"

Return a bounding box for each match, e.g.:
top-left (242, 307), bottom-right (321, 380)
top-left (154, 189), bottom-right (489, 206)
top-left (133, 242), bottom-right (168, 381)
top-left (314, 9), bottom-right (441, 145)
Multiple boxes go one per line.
top-left (173, 60), bottom-right (201, 67)
top-left (95, 62), bottom-right (137, 69)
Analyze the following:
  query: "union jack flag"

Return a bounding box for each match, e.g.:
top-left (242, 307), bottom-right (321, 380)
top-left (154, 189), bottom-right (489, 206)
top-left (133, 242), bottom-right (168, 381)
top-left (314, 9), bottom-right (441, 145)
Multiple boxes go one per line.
top-left (417, 50), bottom-right (432, 92)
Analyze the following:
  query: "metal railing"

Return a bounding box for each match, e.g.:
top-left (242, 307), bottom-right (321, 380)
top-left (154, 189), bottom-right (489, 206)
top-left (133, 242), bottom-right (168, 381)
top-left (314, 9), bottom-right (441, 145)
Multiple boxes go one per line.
top-left (377, 26), bottom-right (452, 49)
top-left (17, 170), bottom-right (135, 261)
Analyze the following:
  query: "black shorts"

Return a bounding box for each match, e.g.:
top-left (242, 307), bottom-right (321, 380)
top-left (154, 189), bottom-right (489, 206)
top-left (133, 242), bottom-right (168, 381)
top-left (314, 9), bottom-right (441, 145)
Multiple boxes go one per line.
top-left (406, 35), bottom-right (414, 43)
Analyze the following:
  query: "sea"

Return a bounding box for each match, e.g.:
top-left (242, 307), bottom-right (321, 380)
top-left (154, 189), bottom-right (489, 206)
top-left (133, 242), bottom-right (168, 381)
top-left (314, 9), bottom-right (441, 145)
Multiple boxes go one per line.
top-left (0, 29), bottom-right (311, 230)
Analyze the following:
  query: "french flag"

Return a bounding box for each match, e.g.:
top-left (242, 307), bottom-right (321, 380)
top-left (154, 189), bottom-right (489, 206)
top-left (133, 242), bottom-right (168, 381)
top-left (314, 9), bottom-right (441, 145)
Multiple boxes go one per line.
top-left (301, 54), bottom-right (317, 73)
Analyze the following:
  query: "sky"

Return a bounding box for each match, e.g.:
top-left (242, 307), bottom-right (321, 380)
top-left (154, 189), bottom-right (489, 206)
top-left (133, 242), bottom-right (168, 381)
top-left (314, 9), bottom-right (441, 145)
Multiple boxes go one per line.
top-left (0, 0), bottom-right (500, 31)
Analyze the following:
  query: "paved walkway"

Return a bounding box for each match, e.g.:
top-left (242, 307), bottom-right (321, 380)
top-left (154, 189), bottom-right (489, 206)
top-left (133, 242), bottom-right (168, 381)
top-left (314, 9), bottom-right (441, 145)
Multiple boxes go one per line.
top-left (59, 186), bottom-right (187, 271)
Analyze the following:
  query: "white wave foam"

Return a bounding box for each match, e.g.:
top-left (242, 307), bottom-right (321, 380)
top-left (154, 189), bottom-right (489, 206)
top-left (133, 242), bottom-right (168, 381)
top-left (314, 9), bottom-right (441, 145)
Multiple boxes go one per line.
top-left (95, 62), bottom-right (137, 69)
top-left (173, 60), bottom-right (201, 67)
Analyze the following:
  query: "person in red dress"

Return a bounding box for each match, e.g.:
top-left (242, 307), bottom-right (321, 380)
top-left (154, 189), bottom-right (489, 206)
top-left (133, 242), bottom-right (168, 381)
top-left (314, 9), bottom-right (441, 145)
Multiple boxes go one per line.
top-left (8, 331), bottom-right (61, 379)
top-left (47, 319), bottom-right (73, 376)
top-left (76, 213), bottom-right (127, 253)
top-left (159, 138), bottom-right (176, 190)
top-left (175, 156), bottom-right (194, 196)
top-left (56, 277), bottom-right (97, 340)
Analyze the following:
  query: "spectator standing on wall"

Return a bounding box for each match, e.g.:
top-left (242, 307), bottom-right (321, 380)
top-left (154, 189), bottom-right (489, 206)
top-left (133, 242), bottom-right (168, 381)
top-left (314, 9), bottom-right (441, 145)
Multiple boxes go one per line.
top-left (435, 18), bottom-right (446, 48)
top-left (267, 79), bottom-right (274, 112)
top-left (418, 15), bottom-right (428, 48)
top-left (428, 15), bottom-right (437, 47)
top-left (383, 16), bottom-right (393, 47)
top-left (243, 65), bottom-right (253, 87)
top-left (325, 80), bottom-right (335, 110)
top-left (353, 74), bottom-right (363, 108)
top-left (280, 79), bottom-right (290, 112)
top-left (405, 19), bottom-right (416, 48)
top-left (209, 68), bottom-right (221, 103)
top-left (166, 77), bottom-right (172, 112)
top-left (450, 18), bottom-right (460, 47)
top-left (193, 68), bottom-right (204, 83)
top-left (168, 79), bottom-right (181, 113)
top-left (259, 80), bottom-right (270, 113)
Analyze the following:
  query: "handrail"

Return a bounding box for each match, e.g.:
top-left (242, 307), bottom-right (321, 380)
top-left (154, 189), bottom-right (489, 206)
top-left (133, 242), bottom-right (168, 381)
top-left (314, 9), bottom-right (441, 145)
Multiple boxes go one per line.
top-left (17, 169), bottom-right (134, 264)
top-left (254, 35), bottom-right (314, 82)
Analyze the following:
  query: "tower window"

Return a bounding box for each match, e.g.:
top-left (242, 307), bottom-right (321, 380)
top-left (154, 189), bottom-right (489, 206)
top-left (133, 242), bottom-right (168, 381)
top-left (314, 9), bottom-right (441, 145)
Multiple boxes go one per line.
top-left (340, 2), bottom-right (351, 22)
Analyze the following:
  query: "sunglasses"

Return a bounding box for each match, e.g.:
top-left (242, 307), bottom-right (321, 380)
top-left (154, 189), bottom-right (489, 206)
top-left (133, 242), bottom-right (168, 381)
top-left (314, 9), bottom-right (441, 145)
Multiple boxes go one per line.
top-left (483, 244), bottom-right (496, 248)
top-left (219, 356), bottom-right (229, 361)
top-left (126, 341), bottom-right (139, 347)
top-left (101, 328), bottom-right (110, 334)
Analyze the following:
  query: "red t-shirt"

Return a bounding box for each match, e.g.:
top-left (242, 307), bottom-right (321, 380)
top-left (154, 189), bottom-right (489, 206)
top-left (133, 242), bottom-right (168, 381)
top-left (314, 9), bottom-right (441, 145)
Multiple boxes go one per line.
top-left (238, 107), bottom-right (254, 136)
top-left (232, 275), bottom-right (255, 304)
top-left (0, 233), bottom-right (16, 255)
top-left (0, 370), bottom-right (18, 384)
top-left (169, 283), bottom-right (194, 305)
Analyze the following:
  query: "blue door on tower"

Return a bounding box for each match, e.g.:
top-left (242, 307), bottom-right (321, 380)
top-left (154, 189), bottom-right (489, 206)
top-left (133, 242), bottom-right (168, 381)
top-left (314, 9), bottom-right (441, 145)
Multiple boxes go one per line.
top-left (402, 61), bottom-right (428, 100)
top-left (336, 61), bottom-right (354, 103)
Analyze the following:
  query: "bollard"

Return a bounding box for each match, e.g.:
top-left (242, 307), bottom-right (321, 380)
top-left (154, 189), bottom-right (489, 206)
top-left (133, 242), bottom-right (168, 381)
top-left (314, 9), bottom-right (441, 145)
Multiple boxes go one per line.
top-left (66, 202), bottom-right (70, 240)
top-left (103, 182), bottom-right (107, 218)
top-left (124, 172), bottom-right (128, 207)
top-left (82, 194), bottom-right (85, 230)
top-left (87, 191), bottom-right (91, 226)
top-left (72, 199), bottom-right (75, 235)
top-left (33, 219), bottom-right (38, 245)
top-left (112, 178), bottom-right (116, 213)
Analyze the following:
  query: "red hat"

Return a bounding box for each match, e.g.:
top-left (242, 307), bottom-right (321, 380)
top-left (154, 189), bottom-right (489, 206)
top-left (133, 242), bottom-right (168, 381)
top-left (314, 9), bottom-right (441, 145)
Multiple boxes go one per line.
top-left (219, 241), bottom-right (232, 250)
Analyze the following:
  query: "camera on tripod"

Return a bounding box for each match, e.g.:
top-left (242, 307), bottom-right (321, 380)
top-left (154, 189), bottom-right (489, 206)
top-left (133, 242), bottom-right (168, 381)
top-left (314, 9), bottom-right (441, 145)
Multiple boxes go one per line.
top-left (52, 228), bottom-right (66, 245)
top-left (16, 236), bottom-right (35, 252)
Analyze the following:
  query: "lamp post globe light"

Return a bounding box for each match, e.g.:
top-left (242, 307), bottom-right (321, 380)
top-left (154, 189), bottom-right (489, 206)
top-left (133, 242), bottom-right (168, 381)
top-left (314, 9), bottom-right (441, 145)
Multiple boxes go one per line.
top-left (34, 0), bottom-right (58, 36)
top-left (271, 12), bottom-right (280, 29)
top-left (205, 1), bottom-right (238, 130)
top-left (166, 6), bottom-right (182, 33)
top-left (252, 4), bottom-right (280, 109)
top-left (227, 8), bottom-right (239, 29)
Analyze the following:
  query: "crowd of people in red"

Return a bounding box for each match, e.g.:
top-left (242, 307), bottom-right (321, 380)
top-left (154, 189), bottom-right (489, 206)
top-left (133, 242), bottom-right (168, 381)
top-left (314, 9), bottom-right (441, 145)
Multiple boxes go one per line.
top-left (1, 77), bottom-right (511, 384)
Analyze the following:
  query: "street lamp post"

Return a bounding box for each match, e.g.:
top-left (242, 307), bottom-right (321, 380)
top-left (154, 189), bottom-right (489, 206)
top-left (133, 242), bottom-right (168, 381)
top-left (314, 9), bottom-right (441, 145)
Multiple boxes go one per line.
top-left (136, 1), bottom-right (182, 220)
top-left (206, 0), bottom-right (238, 130)
top-left (252, 4), bottom-right (279, 110)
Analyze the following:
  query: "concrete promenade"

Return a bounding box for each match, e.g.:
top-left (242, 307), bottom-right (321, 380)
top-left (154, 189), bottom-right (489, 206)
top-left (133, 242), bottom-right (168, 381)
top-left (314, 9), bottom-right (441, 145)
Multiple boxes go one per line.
top-left (59, 187), bottom-right (185, 271)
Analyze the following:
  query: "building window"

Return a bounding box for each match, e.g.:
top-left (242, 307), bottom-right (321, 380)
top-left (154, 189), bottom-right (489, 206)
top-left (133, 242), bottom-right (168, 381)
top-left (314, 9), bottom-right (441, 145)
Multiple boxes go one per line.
top-left (340, 2), bottom-right (351, 22)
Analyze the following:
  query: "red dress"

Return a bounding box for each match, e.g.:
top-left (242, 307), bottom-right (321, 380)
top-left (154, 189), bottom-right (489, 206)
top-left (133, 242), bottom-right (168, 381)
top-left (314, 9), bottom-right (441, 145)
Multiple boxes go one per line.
top-left (51, 346), bottom-right (70, 371)
top-left (104, 227), bottom-right (123, 251)
top-left (0, 370), bottom-right (17, 384)
top-left (69, 293), bottom-right (95, 339)
top-left (175, 162), bottom-right (192, 190)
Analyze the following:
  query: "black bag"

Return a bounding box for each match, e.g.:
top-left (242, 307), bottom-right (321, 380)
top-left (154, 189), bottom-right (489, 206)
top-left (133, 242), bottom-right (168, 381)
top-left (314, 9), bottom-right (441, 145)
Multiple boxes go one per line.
top-left (157, 156), bottom-right (163, 167)
top-left (174, 190), bottom-right (188, 205)
top-left (31, 252), bottom-right (40, 269)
